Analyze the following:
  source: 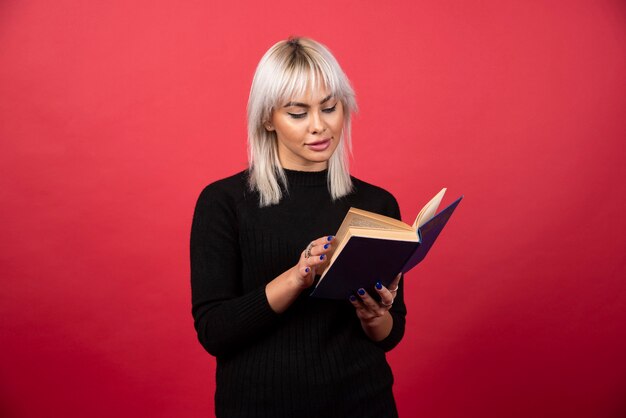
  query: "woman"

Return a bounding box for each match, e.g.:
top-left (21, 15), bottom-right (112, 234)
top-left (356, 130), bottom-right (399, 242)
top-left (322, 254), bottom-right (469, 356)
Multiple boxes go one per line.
top-left (190, 37), bottom-right (406, 418)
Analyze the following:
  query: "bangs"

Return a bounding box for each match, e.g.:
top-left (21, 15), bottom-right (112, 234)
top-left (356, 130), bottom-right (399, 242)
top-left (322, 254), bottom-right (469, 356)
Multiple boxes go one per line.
top-left (274, 52), bottom-right (341, 107)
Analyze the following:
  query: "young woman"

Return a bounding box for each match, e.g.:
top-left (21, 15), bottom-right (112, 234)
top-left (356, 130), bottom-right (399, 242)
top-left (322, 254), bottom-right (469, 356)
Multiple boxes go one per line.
top-left (191, 37), bottom-right (406, 418)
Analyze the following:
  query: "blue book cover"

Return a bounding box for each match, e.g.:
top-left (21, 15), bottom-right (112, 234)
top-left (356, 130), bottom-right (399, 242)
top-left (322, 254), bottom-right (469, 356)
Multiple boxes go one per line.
top-left (310, 194), bottom-right (462, 299)
top-left (401, 196), bottom-right (463, 273)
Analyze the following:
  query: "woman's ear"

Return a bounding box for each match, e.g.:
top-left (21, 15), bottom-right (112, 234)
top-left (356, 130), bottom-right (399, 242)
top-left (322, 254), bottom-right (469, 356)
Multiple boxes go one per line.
top-left (264, 121), bottom-right (275, 131)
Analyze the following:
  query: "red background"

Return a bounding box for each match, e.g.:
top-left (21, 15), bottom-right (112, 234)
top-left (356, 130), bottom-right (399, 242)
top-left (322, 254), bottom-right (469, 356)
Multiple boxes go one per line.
top-left (1, 1), bottom-right (625, 417)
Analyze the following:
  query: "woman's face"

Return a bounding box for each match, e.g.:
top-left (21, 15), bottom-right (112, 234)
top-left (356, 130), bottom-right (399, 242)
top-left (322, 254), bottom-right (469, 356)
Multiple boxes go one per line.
top-left (266, 86), bottom-right (344, 171)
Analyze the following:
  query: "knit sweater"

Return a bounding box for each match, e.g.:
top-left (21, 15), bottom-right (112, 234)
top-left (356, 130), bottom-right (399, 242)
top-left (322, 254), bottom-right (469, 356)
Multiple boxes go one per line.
top-left (190, 169), bottom-right (406, 418)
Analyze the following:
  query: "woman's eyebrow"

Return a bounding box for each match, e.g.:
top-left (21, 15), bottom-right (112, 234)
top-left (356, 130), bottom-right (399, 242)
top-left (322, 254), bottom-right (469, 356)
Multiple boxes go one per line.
top-left (283, 95), bottom-right (334, 108)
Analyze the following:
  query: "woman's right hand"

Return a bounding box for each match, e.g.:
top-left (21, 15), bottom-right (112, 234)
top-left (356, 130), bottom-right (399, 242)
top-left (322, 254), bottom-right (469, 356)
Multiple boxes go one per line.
top-left (293, 235), bottom-right (335, 289)
top-left (266, 235), bottom-right (335, 314)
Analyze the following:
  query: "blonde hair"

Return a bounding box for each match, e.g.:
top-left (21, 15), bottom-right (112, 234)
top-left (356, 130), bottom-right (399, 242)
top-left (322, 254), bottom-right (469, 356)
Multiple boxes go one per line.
top-left (247, 37), bottom-right (357, 207)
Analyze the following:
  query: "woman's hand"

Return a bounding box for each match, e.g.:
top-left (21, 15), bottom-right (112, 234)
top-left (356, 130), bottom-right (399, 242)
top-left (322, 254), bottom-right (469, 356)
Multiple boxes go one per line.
top-left (349, 273), bottom-right (402, 341)
top-left (293, 235), bottom-right (335, 289)
top-left (266, 235), bottom-right (334, 313)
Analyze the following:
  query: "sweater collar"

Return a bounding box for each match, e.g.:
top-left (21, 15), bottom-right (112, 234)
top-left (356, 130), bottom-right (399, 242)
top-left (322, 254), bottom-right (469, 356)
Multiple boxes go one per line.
top-left (282, 168), bottom-right (328, 187)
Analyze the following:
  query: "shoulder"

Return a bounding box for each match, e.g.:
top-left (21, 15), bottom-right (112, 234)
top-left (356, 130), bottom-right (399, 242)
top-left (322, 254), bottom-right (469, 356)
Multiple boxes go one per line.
top-left (197, 170), bottom-right (249, 202)
top-left (191, 172), bottom-right (251, 241)
top-left (349, 176), bottom-right (401, 219)
top-left (194, 170), bottom-right (254, 215)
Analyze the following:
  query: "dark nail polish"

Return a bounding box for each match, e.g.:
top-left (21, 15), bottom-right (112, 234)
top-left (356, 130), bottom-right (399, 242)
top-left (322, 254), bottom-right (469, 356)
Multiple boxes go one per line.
top-left (320, 254), bottom-right (325, 261)
top-left (323, 244), bottom-right (329, 249)
top-left (327, 236), bottom-right (334, 241)
top-left (375, 281), bottom-right (382, 290)
top-left (349, 295), bottom-right (357, 302)
top-left (305, 267), bottom-right (310, 273)
top-left (358, 288), bottom-right (366, 296)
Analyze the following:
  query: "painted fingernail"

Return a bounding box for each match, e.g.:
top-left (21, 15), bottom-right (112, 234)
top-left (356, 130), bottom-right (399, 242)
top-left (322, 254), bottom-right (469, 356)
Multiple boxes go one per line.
top-left (327, 236), bottom-right (334, 241)
top-left (358, 288), bottom-right (366, 296)
top-left (349, 295), bottom-right (357, 302)
top-left (375, 281), bottom-right (382, 290)
top-left (323, 244), bottom-right (329, 249)
top-left (305, 267), bottom-right (310, 273)
top-left (320, 254), bottom-right (325, 261)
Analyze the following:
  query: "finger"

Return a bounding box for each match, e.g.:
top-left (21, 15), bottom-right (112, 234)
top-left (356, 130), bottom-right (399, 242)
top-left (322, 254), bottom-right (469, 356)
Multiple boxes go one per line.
top-left (303, 236), bottom-right (335, 260)
top-left (374, 281), bottom-right (394, 306)
top-left (299, 252), bottom-right (329, 272)
top-left (349, 294), bottom-right (377, 320)
top-left (314, 235), bottom-right (335, 246)
top-left (388, 273), bottom-right (402, 292)
top-left (356, 288), bottom-right (387, 316)
top-left (306, 251), bottom-right (330, 265)
top-left (348, 294), bottom-right (364, 309)
top-left (295, 264), bottom-right (315, 281)
top-left (309, 241), bottom-right (333, 257)
top-left (310, 235), bottom-right (335, 252)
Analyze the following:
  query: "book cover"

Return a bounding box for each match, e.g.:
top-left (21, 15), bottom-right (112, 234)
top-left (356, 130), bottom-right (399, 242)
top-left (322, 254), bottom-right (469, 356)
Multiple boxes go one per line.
top-left (310, 194), bottom-right (463, 299)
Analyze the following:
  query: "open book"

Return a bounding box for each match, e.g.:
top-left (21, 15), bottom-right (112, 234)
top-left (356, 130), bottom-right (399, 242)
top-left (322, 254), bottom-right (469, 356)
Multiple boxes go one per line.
top-left (310, 188), bottom-right (463, 299)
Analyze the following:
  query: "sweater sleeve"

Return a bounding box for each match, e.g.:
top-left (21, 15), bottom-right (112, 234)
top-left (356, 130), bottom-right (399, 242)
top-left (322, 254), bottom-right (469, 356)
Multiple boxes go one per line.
top-left (190, 183), bottom-right (280, 357)
top-left (373, 195), bottom-right (407, 352)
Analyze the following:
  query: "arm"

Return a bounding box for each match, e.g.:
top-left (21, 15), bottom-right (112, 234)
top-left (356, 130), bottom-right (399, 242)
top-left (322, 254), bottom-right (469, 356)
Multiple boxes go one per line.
top-left (190, 184), bottom-right (333, 357)
top-left (190, 184), bottom-right (275, 357)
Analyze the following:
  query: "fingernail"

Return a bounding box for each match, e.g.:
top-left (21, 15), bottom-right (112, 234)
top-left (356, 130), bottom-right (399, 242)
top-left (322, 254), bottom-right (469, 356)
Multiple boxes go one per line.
top-left (320, 254), bottom-right (325, 261)
top-left (349, 295), bottom-right (357, 302)
top-left (327, 236), bottom-right (334, 241)
top-left (375, 281), bottom-right (382, 290)
top-left (357, 288), bottom-right (365, 296)
top-left (305, 267), bottom-right (310, 273)
top-left (323, 244), bottom-right (329, 249)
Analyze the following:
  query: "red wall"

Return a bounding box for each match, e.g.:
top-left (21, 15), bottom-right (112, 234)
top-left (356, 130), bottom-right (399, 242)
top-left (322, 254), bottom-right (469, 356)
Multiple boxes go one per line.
top-left (1, 1), bottom-right (625, 417)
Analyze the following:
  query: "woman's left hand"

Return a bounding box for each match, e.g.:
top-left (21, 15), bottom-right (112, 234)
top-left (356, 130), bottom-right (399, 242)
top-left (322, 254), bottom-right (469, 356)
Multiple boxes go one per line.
top-left (349, 273), bottom-right (402, 323)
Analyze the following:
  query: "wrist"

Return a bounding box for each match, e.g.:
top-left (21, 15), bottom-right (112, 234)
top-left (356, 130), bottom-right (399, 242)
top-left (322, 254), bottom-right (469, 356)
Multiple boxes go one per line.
top-left (360, 311), bottom-right (393, 342)
top-left (360, 310), bottom-right (389, 327)
top-left (266, 267), bottom-right (309, 314)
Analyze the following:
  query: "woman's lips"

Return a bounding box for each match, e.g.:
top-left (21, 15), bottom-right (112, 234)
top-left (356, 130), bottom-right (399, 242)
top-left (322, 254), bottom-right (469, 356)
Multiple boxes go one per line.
top-left (306, 138), bottom-right (331, 151)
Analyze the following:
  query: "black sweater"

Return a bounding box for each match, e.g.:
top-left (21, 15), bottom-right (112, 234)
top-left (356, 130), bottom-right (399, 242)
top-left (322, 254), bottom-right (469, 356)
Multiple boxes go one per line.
top-left (190, 169), bottom-right (406, 418)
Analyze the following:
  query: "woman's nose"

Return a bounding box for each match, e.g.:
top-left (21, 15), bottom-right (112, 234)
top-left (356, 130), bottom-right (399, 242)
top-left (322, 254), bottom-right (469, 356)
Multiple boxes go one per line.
top-left (308, 111), bottom-right (325, 134)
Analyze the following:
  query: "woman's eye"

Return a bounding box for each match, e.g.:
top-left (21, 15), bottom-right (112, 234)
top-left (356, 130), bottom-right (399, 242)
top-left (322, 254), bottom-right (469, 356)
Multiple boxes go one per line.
top-left (287, 112), bottom-right (306, 119)
top-left (322, 104), bottom-right (337, 113)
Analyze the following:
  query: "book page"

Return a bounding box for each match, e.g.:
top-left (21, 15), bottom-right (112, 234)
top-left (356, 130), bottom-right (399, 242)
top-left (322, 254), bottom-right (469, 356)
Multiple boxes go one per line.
top-left (348, 216), bottom-right (398, 230)
top-left (335, 207), bottom-right (413, 247)
top-left (348, 207), bottom-right (413, 231)
top-left (413, 188), bottom-right (447, 229)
